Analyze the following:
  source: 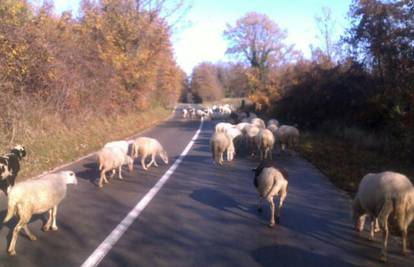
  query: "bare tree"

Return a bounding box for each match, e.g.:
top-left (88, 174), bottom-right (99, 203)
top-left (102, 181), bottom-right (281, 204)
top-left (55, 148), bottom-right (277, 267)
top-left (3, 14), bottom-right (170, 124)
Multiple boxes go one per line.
top-left (314, 6), bottom-right (337, 62)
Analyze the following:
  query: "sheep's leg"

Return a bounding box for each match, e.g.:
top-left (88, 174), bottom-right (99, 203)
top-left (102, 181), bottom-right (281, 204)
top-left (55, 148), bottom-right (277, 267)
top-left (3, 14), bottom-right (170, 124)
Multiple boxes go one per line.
top-left (153, 154), bottom-right (159, 167)
top-left (23, 225), bottom-right (37, 241)
top-left (141, 154), bottom-right (148, 170)
top-left (276, 188), bottom-right (287, 224)
top-left (8, 222), bottom-right (23, 256)
top-left (51, 206), bottom-right (59, 231)
top-left (110, 169), bottom-right (116, 179)
top-left (257, 197), bottom-right (263, 212)
top-left (380, 214), bottom-right (390, 262)
top-left (374, 218), bottom-right (380, 232)
top-left (369, 218), bottom-right (375, 240)
top-left (267, 197), bottom-right (275, 227)
top-left (219, 152), bottom-right (224, 165)
top-left (8, 208), bottom-right (31, 256)
top-left (402, 227), bottom-right (408, 255)
top-left (43, 209), bottom-right (53, 231)
top-left (118, 166), bottom-right (123, 180)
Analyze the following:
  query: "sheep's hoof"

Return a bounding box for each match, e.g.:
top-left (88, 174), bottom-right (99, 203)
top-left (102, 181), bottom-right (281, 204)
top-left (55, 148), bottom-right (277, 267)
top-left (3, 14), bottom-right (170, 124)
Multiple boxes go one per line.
top-left (29, 235), bottom-right (37, 241)
top-left (8, 250), bottom-right (16, 256)
top-left (379, 254), bottom-right (387, 262)
top-left (42, 225), bottom-right (50, 231)
top-left (98, 184), bottom-right (103, 188)
top-left (118, 177), bottom-right (123, 180)
top-left (275, 217), bottom-right (280, 224)
top-left (268, 222), bottom-right (275, 228)
top-left (51, 226), bottom-right (58, 231)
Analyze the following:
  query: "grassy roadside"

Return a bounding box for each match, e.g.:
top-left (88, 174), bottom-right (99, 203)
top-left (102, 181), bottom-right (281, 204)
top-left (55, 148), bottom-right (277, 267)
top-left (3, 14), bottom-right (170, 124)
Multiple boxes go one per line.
top-left (297, 131), bottom-right (414, 246)
top-left (1, 106), bottom-right (172, 181)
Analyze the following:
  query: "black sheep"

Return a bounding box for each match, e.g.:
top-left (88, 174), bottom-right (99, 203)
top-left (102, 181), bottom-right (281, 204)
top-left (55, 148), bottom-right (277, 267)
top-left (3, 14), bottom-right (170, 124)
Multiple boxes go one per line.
top-left (0, 145), bottom-right (26, 195)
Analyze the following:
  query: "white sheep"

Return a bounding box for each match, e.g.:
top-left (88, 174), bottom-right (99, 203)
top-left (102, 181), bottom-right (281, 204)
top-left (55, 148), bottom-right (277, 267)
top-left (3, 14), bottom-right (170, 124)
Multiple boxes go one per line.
top-left (251, 118), bottom-right (266, 129)
top-left (257, 129), bottom-right (275, 160)
top-left (97, 147), bottom-right (134, 188)
top-left (210, 132), bottom-right (232, 165)
top-left (104, 140), bottom-right (133, 156)
top-left (252, 165), bottom-right (288, 227)
top-left (181, 109), bottom-right (188, 119)
top-left (245, 124), bottom-right (260, 156)
top-left (215, 122), bottom-right (233, 133)
top-left (267, 124), bottom-right (278, 136)
top-left (224, 127), bottom-right (242, 161)
top-left (131, 137), bottom-right (169, 170)
top-left (352, 171), bottom-right (414, 262)
top-left (3, 171), bottom-right (78, 256)
top-left (276, 125), bottom-right (299, 153)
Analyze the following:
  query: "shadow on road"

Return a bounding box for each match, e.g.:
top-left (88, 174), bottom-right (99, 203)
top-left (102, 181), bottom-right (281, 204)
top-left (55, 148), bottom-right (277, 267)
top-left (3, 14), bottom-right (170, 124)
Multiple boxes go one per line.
top-left (252, 244), bottom-right (359, 267)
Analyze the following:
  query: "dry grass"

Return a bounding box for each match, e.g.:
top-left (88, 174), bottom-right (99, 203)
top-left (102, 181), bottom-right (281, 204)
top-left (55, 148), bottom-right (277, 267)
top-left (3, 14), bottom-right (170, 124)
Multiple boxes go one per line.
top-left (297, 131), bottom-right (414, 247)
top-left (0, 106), bottom-right (171, 181)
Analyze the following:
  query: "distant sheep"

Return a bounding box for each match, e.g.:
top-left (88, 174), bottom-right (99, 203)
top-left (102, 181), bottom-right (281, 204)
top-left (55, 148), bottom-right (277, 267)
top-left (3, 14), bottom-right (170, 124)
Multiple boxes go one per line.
top-left (267, 119), bottom-right (279, 127)
top-left (3, 171), bottom-right (78, 256)
top-left (252, 163), bottom-right (288, 227)
top-left (245, 124), bottom-right (260, 156)
top-left (181, 109), bottom-right (188, 119)
top-left (97, 147), bottom-right (134, 188)
top-left (276, 125), bottom-right (299, 153)
top-left (267, 124), bottom-right (278, 136)
top-left (0, 145), bottom-right (26, 195)
top-left (251, 118), bottom-right (265, 129)
top-left (132, 137), bottom-right (169, 170)
top-left (352, 171), bottom-right (414, 262)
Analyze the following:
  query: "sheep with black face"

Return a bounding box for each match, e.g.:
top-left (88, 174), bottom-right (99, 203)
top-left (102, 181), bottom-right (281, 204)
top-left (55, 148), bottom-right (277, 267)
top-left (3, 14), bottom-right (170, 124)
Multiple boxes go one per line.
top-left (0, 145), bottom-right (26, 195)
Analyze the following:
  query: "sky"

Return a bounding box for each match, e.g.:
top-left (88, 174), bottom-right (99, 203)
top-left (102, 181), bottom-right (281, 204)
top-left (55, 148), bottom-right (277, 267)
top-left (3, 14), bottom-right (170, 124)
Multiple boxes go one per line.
top-left (42, 0), bottom-right (352, 74)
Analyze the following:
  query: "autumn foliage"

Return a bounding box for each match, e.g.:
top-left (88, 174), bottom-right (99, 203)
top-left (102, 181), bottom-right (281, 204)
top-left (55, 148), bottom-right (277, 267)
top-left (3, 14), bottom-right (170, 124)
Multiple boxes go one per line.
top-left (0, 0), bottom-right (185, 146)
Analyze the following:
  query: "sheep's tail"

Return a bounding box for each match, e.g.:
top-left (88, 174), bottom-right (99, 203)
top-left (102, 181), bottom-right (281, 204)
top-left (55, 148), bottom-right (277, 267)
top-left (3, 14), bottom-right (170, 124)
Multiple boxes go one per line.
top-left (3, 200), bottom-right (16, 223)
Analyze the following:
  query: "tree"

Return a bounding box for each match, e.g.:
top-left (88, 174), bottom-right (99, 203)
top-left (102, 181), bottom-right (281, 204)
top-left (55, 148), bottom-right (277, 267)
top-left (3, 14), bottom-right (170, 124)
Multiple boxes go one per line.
top-left (223, 12), bottom-right (292, 72)
top-left (314, 6), bottom-right (337, 63)
top-left (190, 63), bottom-right (224, 102)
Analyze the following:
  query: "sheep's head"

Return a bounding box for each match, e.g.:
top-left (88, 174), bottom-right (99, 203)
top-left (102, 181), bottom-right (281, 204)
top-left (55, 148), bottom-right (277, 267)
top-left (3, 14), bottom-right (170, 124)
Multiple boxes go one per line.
top-left (352, 198), bottom-right (365, 231)
top-left (126, 156), bottom-right (134, 171)
top-left (62, 171), bottom-right (78, 185)
top-left (11, 145), bottom-right (26, 159)
top-left (160, 150), bottom-right (169, 165)
top-left (0, 163), bottom-right (11, 179)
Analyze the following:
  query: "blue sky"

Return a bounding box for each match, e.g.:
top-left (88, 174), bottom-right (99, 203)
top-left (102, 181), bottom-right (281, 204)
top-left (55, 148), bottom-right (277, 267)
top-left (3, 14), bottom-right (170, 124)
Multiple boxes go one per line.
top-left (38, 0), bottom-right (352, 74)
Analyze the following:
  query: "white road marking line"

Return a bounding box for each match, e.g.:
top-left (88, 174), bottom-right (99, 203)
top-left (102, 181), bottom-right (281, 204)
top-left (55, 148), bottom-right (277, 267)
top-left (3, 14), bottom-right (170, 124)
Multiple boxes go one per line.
top-left (81, 118), bottom-right (204, 267)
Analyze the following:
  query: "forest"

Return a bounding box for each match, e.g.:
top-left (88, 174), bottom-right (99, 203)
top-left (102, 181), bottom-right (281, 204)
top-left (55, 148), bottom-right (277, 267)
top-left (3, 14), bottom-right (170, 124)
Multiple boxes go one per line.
top-left (0, 0), bottom-right (186, 176)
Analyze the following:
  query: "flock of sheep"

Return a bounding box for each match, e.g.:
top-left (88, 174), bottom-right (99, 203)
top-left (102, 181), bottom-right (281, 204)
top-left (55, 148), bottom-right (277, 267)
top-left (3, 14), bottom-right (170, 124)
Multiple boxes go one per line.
top-left (0, 136), bottom-right (169, 255)
top-left (181, 104), bottom-right (414, 263)
top-left (0, 103), bottom-right (412, 263)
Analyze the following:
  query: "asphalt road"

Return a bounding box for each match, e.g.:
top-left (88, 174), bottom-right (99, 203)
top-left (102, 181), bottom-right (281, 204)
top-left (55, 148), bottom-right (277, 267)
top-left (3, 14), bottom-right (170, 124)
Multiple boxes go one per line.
top-left (0, 111), bottom-right (412, 267)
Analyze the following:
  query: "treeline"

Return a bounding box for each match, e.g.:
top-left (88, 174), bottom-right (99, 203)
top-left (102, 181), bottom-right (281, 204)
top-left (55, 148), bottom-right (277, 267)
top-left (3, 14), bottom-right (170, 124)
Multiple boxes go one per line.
top-left (184, 62), bottom-right (249, 103)
top-left (219, 1), bottom-right (414, 158)
top-left (0, 0), bottom-right (185, 144)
